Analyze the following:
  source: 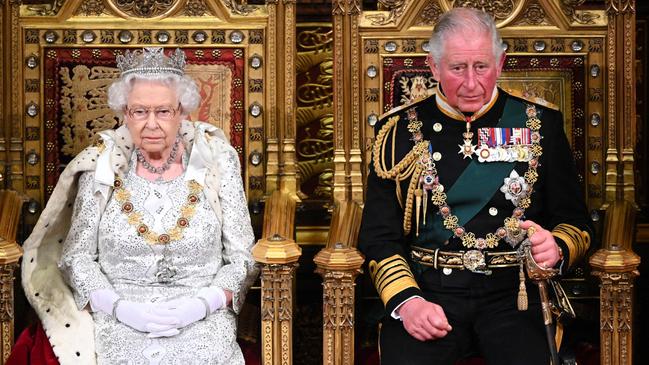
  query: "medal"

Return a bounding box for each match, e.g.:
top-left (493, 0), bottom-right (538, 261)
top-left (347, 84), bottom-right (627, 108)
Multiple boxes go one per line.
top-left (500, 169), bottom-right (530, 206)
top-left (458, 119), bottom-right (476, 159)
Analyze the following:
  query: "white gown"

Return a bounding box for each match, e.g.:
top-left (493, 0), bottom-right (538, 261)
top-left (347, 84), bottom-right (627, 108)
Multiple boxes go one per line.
top-left (59, 151), bottom-right (253, 364)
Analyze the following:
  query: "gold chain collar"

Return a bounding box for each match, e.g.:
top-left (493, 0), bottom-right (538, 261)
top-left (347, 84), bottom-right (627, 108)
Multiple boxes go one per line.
top-left (372, 102), bottom-right (543, 249)
top-left (113, 175), bottom-right (203, 245)
top-left (431, 104), bottom-right (543, 249)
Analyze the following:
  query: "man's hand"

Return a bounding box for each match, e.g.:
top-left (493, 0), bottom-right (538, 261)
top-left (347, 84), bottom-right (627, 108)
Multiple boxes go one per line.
top-left (520, 220), bottom-right (561, 268)
top-left (397, 297), bottom-right (452, 341)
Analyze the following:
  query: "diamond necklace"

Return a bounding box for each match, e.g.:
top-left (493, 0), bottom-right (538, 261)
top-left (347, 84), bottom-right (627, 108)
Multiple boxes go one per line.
top-left (135, 136), bottom-right (181, 175)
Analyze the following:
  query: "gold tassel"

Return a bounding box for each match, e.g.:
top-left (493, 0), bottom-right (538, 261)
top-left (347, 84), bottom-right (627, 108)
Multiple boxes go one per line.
top-left (415, 189), bottom-right (422, 236)
top-left (517, 262), bottom-right (528, 311)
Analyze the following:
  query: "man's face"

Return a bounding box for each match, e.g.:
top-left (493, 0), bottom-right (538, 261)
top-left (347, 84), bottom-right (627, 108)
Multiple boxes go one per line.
top-left (428, 32), bottom-right (505, 113)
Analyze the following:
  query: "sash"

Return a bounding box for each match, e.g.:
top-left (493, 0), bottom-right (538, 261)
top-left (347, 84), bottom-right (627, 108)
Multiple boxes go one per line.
top-left (413, 97), bottom-right (531, 248)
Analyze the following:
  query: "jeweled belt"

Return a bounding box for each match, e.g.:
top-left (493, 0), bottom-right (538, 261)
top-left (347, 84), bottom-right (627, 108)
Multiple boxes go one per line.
top-left (411, 246), bottom-right (521, 275)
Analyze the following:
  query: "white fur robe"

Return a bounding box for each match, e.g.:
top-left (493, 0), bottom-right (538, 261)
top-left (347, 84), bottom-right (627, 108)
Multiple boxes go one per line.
top-left (21, 121), bottom-right (257, 364)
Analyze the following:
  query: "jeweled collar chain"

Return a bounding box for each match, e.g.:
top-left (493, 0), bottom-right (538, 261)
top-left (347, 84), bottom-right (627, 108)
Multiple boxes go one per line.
top-left (113, 175), bottom-right (202, 245)
top-left (135, 136), bottom-right (181, 175)
top-left (408, 103), bottom-right (543, 250)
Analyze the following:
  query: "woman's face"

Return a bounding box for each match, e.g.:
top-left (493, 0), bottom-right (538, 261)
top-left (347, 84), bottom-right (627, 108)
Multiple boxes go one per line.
top-left (124, 80), bottom-right (183, 157)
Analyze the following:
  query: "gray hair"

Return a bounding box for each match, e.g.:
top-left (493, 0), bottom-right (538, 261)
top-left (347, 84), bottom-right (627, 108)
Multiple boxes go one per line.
top-left (428, 7), bottom-right (504, 65)
top-left (107, 73), bottom-right (201, 118)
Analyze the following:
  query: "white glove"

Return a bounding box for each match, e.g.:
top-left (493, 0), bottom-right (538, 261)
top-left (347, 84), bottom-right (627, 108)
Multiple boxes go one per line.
top-left (196, 286), bottom-right (227, 313)
top-left (89, 288), bottom-right (120, 315)
top-left (115, 300), bottom-right (181, 334)
top-left (153, 287), bottom-right (227, 330)
top-left (90, 289), bottom-right (180, 334)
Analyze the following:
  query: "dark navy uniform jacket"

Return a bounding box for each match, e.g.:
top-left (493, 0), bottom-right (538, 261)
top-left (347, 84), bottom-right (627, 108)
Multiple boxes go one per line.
top-left (358, 88), bottom-right (592, 316)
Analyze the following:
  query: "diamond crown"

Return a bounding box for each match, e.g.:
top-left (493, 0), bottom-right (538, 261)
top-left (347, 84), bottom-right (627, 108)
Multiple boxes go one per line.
top-left (116, 47), bottom-right (186, 77)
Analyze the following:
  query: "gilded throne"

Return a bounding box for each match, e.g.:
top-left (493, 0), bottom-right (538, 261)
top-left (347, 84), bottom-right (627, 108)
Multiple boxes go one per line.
top-left (0, 0), bottom-right (643, 365)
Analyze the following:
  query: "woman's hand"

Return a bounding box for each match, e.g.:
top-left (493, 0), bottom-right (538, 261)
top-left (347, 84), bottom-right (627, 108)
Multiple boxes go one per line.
top-left (114, 300), bottom-right (180, 334)
top-left (90, 289), bottom-right (181, 336)
top-left (149, 287), bottom-right (227, 336)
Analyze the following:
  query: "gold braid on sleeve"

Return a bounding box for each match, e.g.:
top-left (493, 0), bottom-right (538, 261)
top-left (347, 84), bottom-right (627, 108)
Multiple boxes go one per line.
top-left (372, 115), bottom-right (429, 235)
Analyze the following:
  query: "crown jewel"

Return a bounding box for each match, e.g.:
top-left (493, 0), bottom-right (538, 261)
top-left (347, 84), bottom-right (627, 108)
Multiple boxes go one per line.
top-left (116, 47), bottom-right (186, 77)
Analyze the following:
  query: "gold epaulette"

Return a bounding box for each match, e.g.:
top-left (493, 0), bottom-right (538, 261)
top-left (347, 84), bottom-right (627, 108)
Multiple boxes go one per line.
top-left (504, 88), bottom-right (559, 111)
top-left (369, 255), bottom-right (420, 306)
top-left (378, 93), bottom-right (435, 120)
top-left (552, 223), bottom-right (591, 267)
top-left (372, 105), bottom-right (430, 236)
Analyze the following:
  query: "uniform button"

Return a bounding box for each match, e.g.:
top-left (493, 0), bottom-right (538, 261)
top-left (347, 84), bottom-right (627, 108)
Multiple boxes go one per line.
top-left (443, 268), bottom-right (453, 275)
top-left (433, 152), bottom-right (442, 161)
top-left (489, 207), bottom-right (498, 216)
top-left (433, 123), bottom-right (443, 132)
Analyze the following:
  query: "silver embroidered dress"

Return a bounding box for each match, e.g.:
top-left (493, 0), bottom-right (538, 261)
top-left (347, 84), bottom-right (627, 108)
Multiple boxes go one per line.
top-left (59, 148), bottom-right (255, 364)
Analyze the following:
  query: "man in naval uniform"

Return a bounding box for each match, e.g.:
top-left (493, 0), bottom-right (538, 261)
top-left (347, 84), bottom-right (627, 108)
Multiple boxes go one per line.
top-left (358, 7), bottom-right (591, 365)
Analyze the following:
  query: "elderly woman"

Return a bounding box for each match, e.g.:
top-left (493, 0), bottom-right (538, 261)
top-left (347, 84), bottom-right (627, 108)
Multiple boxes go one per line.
top-left (21, 47), bottom-right (257, 364)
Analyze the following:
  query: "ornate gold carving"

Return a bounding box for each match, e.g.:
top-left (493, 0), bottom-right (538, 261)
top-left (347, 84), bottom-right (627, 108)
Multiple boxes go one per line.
top-left (513, 39), bottom-right (528, 52)
top-left (76, 0), bottom-right (106, 16)
top-left (0, 190), bottom-right (25, 363)
top-left (452, 0), bottom-right (516, 20)
top-left (416, 1), bottom-right (443, 25)
top-left (110, 0), bottom-right (175, 18)
top-left (517, 1), bottom-right (546, 25)
top-left (551, 39), bottom-right (565, 52)
top-left (606, 0), bottom-right (635, 15)
top-left (364, 39), bottom-right (378, 53)
top-left (295, 22), bottom-right (333, 197)
top-left (297, 160), bottom-right (333, 198)
top-left (367, 0), bottom-right (408, 25)
top-left (590, 270), bottom-right (637, 365)
top-left (295, 30), bottom-right (333, 196)
top-left (562, 0), bottom-right (601, 24)
top-left (250, 79), bottom-right (263, 93)
top-left (184, 0), bottom-right (207, 16)
top-left (315, 201), bottom-right (364, 365)
top-left (320, 270), bottom-right (359, 364)
top-left (250, 29), bottom-right (264, 44)
top-left (224, 0), bottom-right (258, 15)
top-left (25, 0), bottom-right (65, 16)
top-left (590, 199), bottom-right (639, 365)
top-left (297, 28), bottom-right (332, 55)
top-left (0, 264), bottom-right (17, 322)
top-left (590, 38), bottom-right (604, 52)
top-left (259, 263), bottom-right (298, 365)
top-left (332, 0), bottom-right (345, 16)
top-left (253, 191), bottom-right (299, 365)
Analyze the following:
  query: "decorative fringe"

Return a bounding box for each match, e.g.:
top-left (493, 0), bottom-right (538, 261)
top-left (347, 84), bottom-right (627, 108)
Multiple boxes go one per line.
top-left (517, 262), bottom-right (528, 311)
